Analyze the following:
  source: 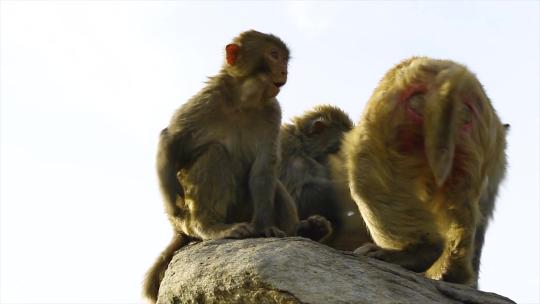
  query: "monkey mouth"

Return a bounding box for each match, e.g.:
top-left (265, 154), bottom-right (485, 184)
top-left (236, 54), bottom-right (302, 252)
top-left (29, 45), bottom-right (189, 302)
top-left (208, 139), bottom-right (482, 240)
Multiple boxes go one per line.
top-left (274, 82), bottom-right (286, 88)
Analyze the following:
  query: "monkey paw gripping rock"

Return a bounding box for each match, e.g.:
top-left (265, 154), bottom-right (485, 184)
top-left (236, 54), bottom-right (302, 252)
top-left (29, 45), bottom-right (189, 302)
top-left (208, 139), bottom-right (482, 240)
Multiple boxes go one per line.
top-left (157, 237), bottom-right (515, 304)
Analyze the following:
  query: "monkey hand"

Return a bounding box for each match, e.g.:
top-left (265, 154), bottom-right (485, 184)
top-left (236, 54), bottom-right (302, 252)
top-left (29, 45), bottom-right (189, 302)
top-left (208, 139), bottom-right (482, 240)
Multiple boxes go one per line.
top-left (296, 215), bottom-right (332, 242)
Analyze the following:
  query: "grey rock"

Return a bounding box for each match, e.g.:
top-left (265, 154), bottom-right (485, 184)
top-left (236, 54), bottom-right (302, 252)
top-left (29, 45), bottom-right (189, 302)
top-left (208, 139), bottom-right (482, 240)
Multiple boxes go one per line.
top-left (157, 237), bottom-right (515, 304)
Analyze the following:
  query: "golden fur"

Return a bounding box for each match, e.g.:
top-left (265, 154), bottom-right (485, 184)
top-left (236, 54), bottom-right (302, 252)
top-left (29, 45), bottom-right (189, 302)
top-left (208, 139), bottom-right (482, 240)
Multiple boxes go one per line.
top-left (346, 57), bottom-right (507, 286)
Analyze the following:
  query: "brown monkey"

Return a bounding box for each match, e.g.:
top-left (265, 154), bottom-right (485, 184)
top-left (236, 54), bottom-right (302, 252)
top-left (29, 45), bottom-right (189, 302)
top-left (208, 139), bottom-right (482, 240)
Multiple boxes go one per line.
top-left (347, 57), bottom-right (507, 287)
top-left (279, 105), bottom-right (371, 250)
top-left (143, 30), bottom-right (331, 303)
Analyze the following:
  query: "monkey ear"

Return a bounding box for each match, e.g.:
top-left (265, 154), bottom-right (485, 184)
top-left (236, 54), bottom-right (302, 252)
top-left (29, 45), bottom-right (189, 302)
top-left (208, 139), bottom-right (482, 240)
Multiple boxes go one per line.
top-left (309, 119), bottom-right (327, 136)
top-left (225, 43), bottom-right (240, 65)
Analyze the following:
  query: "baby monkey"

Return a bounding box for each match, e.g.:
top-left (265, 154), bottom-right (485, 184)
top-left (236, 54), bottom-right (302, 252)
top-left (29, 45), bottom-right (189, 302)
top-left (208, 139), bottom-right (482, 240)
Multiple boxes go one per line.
top-left (279, 105), bottom-right (371, 250)
top-left (346, 57), bottom-right (507, 287)
top-left (143, 30), bottom-right (330, 303)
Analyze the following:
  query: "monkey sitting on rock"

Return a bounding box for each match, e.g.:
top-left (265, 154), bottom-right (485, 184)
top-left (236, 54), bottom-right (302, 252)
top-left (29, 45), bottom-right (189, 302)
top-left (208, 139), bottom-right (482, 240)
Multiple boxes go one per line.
top-left (346, 56), bottom-right (507, 287)
top-left (143, 30), bottom-right (331, 304)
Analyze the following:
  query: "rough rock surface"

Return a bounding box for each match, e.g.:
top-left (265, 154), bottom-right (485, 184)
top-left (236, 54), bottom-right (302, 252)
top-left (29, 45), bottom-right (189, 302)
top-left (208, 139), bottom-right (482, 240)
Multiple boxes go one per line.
top-left (158, 237), bottom-right (515, 304)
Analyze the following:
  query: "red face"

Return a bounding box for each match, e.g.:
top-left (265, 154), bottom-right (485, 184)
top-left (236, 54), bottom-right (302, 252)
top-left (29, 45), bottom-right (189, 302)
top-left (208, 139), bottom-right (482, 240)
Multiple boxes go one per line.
top-left (225, 43), bottom-right (288, 98)
top-left (265, 46), bottom-right (288, 90)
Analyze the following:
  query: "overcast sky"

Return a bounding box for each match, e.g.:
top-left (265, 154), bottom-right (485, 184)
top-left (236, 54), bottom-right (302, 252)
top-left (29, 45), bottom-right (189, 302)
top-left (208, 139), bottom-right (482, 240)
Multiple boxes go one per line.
top-left (1, 1), bottom-right (538, 303)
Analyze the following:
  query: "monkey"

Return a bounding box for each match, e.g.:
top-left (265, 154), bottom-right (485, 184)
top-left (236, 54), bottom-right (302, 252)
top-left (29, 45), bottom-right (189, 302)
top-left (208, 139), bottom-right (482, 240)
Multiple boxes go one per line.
top-left (142, 30), bottom-right (331, 304)
top-left (279, 105), bottom-right (372, 250)
top-left (279, 105), bottom-right (353, 220)
top-left (346, 56), bottom-right (507, 287)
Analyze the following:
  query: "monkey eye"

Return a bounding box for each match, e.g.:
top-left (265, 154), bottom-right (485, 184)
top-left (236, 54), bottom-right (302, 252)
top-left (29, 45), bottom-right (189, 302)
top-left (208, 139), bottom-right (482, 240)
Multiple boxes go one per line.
top-left (309, 119), bottom-right (327, 136)
top-left (270, 49), bottom-right (279, 60)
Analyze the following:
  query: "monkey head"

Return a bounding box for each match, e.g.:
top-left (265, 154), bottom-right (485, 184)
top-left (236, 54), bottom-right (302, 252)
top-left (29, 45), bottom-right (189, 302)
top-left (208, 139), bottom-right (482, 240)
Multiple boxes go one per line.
top-left (293, 105), bottom-right (354, 161)
top-left (225, 30), bottom-right (289, 98)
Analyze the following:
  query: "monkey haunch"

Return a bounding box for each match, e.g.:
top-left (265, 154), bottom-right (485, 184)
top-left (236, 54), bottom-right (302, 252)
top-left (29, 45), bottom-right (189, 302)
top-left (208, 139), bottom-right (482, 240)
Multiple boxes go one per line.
top-left (279, 105), bottom-right (371, 250)
top-left (143, 30), bottom-right (330, 303)
top-left (347, 57), bottom-right (507, 287)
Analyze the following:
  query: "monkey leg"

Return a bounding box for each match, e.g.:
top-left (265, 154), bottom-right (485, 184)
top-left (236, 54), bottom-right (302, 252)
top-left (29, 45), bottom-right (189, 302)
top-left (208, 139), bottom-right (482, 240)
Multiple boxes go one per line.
top-left (427, 203), bottom-right (478, 286)
top-left (181, 143), bottom-right (257, 240)
top-left (352, 181), bottom-right (444, 272)
top-left (273, 181), bottom-right (299, 236)
top-left (469, 222), bottom-right (486, 288)
top-left (468, 179), bottom-right (501, 287)
top-left (349, 136), bottom-right (445, 271)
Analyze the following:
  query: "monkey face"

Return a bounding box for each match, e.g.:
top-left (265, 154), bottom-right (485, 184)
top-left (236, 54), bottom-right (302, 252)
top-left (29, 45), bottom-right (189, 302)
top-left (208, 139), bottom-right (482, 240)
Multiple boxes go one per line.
top-left (266, 47), bottom-right (288, 83)
top-left (225, 30), bottom-right (289, 98)
top-left (263, 46), bottom-right (288, 96)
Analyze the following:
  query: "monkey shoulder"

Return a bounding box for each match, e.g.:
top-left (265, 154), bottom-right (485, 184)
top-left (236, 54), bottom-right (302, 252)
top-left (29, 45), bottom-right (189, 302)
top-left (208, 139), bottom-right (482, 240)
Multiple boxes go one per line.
top-left (166, 72), bottom-right (282, 161)
top-left (280, 122), bottom-right (305, 147)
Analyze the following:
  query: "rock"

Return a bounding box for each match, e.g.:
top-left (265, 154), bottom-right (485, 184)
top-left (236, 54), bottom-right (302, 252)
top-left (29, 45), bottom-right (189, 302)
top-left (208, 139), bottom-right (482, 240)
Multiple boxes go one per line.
top-left (157, 237), bottom-right (515, 304)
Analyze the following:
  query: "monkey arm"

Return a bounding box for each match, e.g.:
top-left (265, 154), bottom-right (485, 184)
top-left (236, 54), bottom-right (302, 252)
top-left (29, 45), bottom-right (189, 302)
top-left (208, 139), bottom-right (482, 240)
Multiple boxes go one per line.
top-left (156, 126), bottom-right (205, 215)
top-left (156, 128), bottom-right (185, 216)
top-left (273, 181), bottom-right (300, 235)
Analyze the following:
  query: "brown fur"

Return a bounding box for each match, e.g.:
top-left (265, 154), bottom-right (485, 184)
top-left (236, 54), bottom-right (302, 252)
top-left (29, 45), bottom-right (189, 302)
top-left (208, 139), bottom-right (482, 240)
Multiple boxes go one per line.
top-left (326, 151), bottom-right (373, 250)
top-left (279, 105), bottom-right (371, 250)
top-left (143, 30), bottom-right (330, 303)
top-left (347, 57), bottom-right (507, 287)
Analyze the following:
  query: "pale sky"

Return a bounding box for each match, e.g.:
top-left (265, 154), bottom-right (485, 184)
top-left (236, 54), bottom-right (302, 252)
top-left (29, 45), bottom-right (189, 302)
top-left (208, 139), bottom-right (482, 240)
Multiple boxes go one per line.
top-left (0, 1), bottom-right (538, 303)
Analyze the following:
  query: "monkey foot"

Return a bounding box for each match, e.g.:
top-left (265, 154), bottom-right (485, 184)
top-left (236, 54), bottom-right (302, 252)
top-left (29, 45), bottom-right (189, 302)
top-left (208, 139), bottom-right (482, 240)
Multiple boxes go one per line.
top-left (354, 243), bottom-right (381, 256)
top-left (222, 222), bottom-right (257, 239)
top-left (296, 215), bottom-right (332, 242)
top-left (441, 265), bottom-right (476, 286)
top-left (354, 243), bottom-right (439, 273)
top-left (259, 226), bottom-right (286, 238)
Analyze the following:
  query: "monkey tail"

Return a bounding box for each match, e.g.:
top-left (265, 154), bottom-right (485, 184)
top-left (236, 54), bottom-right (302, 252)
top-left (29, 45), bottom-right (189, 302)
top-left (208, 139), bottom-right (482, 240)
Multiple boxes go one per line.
top-left (424, 66), bottom-right (469, 186)
top-left (142, 233), bottom-right (190, 304)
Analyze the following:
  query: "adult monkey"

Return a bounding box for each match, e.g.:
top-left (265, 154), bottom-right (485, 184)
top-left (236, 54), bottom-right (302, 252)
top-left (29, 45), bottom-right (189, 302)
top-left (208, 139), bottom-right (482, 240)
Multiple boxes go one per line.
top-left (347, 57), bottom-right (507, 287)
top-left (143, 30), bottom-right (330, 303)
top-left (279, 105), bottom-right (371, 250)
